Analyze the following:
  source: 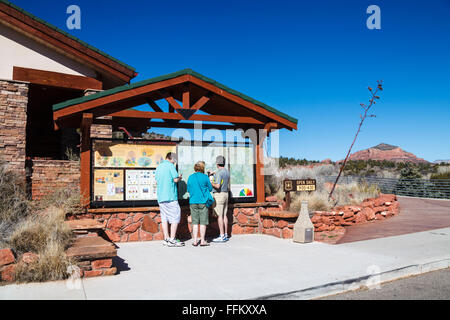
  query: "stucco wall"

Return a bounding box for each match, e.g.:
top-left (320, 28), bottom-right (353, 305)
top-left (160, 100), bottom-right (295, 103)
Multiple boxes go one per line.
top-left (0, 23), bottom-right (96, 80)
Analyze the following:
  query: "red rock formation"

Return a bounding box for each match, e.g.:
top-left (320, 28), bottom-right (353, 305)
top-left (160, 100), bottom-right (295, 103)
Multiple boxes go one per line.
top-left (339, 143), bottom-right (429, 164)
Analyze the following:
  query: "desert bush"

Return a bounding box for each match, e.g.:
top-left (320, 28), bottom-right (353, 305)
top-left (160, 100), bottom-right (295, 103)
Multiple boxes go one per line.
top-left (431, 165), bottom-right (450, 179)
top-left (0, 163), bottom-right (30, 248)
top-left (14, 239), bottom-right (74, 283)
top-left (9, 206), bottom-right (73, 255)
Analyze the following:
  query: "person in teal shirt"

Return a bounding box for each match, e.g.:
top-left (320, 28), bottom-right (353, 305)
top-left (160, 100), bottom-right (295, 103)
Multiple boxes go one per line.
top-left (187, 161), bottom-right (212, 246)
top-left (155, 152), bottom-right (184, 247)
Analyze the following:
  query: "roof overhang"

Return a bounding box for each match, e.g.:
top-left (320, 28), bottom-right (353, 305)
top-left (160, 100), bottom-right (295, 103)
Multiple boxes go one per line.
top-left (52, 69), bottom-right (298, 131)
top-left (0, 0), bottom-right (137, 84)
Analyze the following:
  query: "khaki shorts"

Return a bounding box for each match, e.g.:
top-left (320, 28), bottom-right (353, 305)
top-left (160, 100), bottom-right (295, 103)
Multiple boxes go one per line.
top-left (213, 192), bottom-right (228, 218)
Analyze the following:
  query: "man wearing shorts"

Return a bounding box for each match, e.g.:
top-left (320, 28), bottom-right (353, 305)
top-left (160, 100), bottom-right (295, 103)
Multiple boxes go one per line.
top-left (155, 152), bottom-right (184, 247)
top-left (211, 155), bottom-right (230, 243)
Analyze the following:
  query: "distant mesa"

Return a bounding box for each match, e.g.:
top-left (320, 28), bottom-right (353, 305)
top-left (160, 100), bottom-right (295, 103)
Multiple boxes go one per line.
top-left (339, 143), bottom-right (429, 164)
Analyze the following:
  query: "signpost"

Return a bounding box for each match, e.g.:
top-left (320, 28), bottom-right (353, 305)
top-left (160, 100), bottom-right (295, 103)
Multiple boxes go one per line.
top-left (283, 179), bottom-right (316, 211)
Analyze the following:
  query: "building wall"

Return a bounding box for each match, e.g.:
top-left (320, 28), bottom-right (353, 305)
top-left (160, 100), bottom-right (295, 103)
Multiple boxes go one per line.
top-left (30, 159), bottom-right (80, 200)
top-left (0, 23), bottom-right (96, 80)
top-left (0, 79), bottom-right (28, 177)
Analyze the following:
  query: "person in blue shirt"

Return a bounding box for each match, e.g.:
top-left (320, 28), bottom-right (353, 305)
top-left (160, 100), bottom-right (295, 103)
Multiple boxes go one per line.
top-left (155, 152), bottom-right (184, 247)
top-left (187, 161), bottom-right (213, 246)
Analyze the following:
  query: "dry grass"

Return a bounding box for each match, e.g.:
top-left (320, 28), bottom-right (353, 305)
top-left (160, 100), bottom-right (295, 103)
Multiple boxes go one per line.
top-left (0, 164), bottom-right (78, 283)
top-left (271, 166), bottom-right (380, 213)
top-left (0, 162), bottom-right (30, 248)
top-left (9, 206), bottom-right (73, 255)
top-left (33, 187), bottom-right (84, 216)
top-left (14, 239), bottom-right (74, 283)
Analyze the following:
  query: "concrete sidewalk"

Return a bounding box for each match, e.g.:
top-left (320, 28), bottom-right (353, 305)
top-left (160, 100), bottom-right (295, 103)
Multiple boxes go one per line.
top-left (1, 228), bottom-right (450, 300)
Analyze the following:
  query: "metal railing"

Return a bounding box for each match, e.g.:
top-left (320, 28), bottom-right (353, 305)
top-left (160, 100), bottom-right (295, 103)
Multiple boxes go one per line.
top-left (323, 176), bottom-right (450, 199)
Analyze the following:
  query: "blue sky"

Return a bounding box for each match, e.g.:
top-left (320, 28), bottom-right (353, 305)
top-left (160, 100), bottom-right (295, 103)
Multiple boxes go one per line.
top-left (12, 0), bottom-right (450, 162)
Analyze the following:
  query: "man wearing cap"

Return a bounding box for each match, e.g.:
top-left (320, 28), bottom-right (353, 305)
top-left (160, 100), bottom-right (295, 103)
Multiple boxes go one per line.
top-left (210, 155), bottom-right (230, 242)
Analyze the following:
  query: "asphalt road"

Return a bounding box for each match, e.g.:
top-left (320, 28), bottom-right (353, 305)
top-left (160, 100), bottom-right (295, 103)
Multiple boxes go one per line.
top-left (318, 267), bottom-right (450, 300)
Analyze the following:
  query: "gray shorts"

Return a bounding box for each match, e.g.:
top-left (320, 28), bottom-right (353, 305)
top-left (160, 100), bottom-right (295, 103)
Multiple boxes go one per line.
top-left (159, 201), bottom-right (181, 224)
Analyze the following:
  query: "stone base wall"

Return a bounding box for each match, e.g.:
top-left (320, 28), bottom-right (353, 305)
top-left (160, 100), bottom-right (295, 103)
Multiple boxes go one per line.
top-left (311, 194), bottom-right (399, 232)
top-left (31, 159), bottom-right (80, 200)
top-left (67, 203), bottom-right (281, 242)
top-left (0, 80), bottom-right (28, 178)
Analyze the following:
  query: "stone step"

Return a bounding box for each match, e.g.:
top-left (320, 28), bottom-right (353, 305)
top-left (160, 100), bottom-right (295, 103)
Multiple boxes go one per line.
top-left (65, 219), bottom-right (106, 231)
top-left (65, 235), bottom-right (117, 260)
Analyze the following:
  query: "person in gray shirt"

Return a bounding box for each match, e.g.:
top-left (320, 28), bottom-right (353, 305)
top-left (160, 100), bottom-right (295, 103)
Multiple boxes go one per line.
top-left (210, 155), bottom-right (230, 242)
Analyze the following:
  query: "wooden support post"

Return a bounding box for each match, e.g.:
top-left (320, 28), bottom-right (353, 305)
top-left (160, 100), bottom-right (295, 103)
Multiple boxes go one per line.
top-left (80, 113), bottom-right (93, 207)
top-left (255, 123), bottom-right (278, 203)
top-left (256, 133), bottom-right (265, 203)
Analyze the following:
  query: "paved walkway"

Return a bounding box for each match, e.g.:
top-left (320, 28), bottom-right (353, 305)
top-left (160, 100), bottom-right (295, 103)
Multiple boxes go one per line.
top-left (1, 227), bottom-right (450, 300)
top-left (336, 196), bottom-right (450, 244)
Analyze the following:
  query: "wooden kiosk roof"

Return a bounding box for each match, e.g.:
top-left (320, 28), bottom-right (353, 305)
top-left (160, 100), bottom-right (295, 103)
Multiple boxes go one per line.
top-left (53, 68), bottom-right (298, 131)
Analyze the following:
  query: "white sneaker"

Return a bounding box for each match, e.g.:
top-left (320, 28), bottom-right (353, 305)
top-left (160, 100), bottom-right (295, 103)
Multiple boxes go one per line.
top-left (167, 238), bottom-right (184, 247)
top-left (212, 235), bottom-right (226, 243)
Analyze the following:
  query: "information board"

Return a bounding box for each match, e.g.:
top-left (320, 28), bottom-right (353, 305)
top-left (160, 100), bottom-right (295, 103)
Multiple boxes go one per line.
top-left (93, 169), bottom-right (124, 201)
top-left (177, 143), bottom-right (255, 200)
top-left (91, 139), bottom-right (176, 205)
top-left (125, 169), bottom-right (157, 201)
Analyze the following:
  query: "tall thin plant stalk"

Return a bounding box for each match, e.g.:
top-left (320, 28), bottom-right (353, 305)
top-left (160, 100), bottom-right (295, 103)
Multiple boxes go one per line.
top-left (328, 80), bottom-right (383, 200)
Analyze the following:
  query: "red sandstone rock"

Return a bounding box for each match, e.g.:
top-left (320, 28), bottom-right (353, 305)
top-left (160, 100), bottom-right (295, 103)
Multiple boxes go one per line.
top-left (133, 213), bottom-right (145, 222)
top-left (123, 217), bottom-right (133, 227)
top-left (105, 229), bottom-right (121, 242)
top-left (342, 211), bottom-right (354, 219)
top-left (282, 228), bottom-right (293, 238)
top-left (262, 219), bottom-right (274, 228)
top-left (123, 222), bottom-right (140, 233)
top-left (139, 230), bottom-right (153, 241)
top-left (103, 267), bottom-right (117, 276)
top-left (362, 200), bottom-right (375, 208)
top-left (117, 213), bottom-right (128, 220)
top-left (361, 207), bottom-right (376, 221)
top-left (311, 215), bottom-right (322, 224)
top-left (91, 259), bottom-right (112, 269)
top-left (142, 215), bottom-right (159, 233)
top-left (354, 212), bottom-right (367, 224)
top-left (277, 220), bottom-right (289, 229)
top-left (128, 230), bottom-right (140, 242)
top-left (321, 217), bottom-right (333, 225)
top-left (84, 269), bottom-right (103, 277)
top-left (0, 248), bottom-right (15, 267)
top-left (244, 227), bottom-right (256, 234)
top-left (271, 228), bottom-right (282, 238)
top-left (242, 208), bottom-right (256, 216)
top-left (107, 219), bottom-right (124, 232)
top-left (120, 234), bottom-right (129, 242)
top-left (373, 206), bottom-right (388, 214)
top-left (153, 232), bottom-right (164, 240)
top-left (1, 264), bottom-right (16, 282)
top-left (232, 224), bottom-right (244, 234)
top-left (21, 252), bottom-right (38, 264)
top-left (265, 196), bottom-right (278, 202)
top-left (237, 214), bottom-right (249, 225)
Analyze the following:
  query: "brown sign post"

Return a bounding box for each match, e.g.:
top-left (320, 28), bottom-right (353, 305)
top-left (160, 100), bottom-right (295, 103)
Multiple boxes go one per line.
top-left (283, 179), bottom-right (316, 211)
